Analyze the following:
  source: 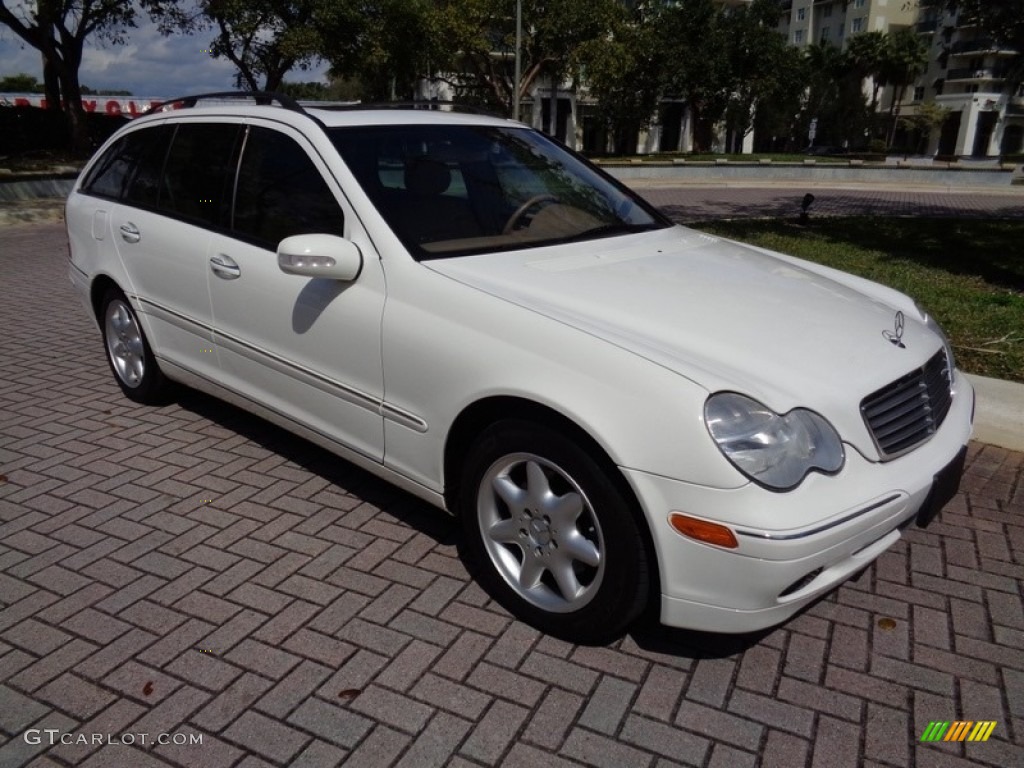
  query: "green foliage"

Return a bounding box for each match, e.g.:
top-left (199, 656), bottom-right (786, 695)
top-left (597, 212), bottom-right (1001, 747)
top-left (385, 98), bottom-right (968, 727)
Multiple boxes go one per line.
top-left (0, 72), bottom-right (42, 92)
top-left (145, 0), bottom-right (354, 91)
top-left (693, 217), bottom-right (1024, 383)
top-left (898, 101), bottom-right (952, 153)
top-left (0, 1), bottom-right (138, 148)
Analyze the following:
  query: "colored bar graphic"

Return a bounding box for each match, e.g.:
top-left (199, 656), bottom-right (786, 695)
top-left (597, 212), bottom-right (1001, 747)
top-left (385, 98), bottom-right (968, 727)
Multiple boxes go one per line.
top-left (920, 721), bottom-right (996, 742)
top-left (920, 721), bottom-right (949, 742)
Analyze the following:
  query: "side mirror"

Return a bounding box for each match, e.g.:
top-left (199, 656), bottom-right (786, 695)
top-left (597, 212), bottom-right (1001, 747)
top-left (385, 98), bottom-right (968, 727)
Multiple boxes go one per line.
top-left (277, 234), bottom-right (363, 282)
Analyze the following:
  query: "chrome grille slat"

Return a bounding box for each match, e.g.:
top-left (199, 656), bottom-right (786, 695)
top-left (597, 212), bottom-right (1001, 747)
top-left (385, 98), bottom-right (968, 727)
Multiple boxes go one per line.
top-left (861, 349), bottom-right (952, 459)
top-left (867, 389), bottom-right (927, 428)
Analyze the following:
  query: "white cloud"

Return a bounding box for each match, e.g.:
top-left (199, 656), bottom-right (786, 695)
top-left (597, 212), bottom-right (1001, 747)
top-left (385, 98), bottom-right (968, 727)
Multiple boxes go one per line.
top-left (2, 15), bottom-right (329, 98)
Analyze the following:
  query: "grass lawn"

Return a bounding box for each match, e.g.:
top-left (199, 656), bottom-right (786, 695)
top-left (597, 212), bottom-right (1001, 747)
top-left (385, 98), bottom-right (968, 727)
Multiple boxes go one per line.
top-left (689, 217), bottom-right (1024, 384)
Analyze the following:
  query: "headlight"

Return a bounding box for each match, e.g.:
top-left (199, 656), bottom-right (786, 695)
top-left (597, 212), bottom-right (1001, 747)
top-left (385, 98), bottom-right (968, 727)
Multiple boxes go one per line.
top-left (704, 393), bottom-right (845, 491)
top-left (916, 302), bottom-right (955, 380)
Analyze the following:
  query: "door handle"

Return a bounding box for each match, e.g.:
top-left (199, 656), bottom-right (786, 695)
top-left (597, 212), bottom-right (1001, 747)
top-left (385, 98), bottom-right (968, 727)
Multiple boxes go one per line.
top-left (209, 254), bottom-right (241, 280)
top-left (119, 222), bottom-right (141, 243)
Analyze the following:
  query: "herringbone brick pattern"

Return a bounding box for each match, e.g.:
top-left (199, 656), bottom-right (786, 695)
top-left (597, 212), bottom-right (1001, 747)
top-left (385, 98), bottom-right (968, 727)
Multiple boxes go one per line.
top-left (1, 223), bottom-right (1022, 767)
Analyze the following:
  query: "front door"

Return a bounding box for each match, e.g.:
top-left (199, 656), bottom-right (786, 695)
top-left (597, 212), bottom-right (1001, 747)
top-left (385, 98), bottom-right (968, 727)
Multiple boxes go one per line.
top-left (206, 124), bottom-right (386, 461)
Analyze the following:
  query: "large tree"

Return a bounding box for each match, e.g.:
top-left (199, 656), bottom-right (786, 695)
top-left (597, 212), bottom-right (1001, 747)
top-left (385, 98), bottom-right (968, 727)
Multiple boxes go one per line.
top-left (575, 3), bottom-right (660, 152)
top-left (145, 0), bottom-right (361, 92)
top-left (427, 0), bottom-right (622, 119)
top-left (0, 1), bottom-right (135, 147)
top-left (655, 0), bottom-right (732, 152)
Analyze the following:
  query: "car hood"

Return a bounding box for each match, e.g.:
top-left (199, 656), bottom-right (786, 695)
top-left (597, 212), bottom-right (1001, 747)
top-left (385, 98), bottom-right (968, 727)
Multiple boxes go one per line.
top-left (426, 226), bottom-right (944, 456)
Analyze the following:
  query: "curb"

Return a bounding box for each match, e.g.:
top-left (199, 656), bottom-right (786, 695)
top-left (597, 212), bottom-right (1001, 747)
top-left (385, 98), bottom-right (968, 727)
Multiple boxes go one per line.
top-left (965, 373), bottom-right (1024, 453)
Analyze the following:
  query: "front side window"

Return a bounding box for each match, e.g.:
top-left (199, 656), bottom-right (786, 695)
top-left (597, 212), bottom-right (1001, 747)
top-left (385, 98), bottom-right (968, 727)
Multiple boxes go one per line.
top-left (232, 127), bottom-right (345, 250)
top-left (329, 124), bottom-right (668, 260)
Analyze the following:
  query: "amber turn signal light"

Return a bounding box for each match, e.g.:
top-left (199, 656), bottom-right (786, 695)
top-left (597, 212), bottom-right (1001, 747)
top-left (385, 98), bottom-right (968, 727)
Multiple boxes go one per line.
top-left (669, 513), bottom-right (739, 549)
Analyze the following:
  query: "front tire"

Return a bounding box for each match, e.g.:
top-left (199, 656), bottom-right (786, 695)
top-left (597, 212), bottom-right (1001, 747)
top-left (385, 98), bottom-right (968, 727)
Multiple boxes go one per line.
top-left (460, 420), bottom-right (649, 643)
top-left (100, 288), bottom-right (172, 404)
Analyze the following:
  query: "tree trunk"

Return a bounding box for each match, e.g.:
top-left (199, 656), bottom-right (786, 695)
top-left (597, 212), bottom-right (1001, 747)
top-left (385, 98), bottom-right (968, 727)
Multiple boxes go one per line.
top-left (548, 70), bottom-right (558, 137)
top-left (58, 47), bottom-right (89, 152)
top-left (887, 84), bottom-right (906, 149)
top-left (41, 52), bottom-right (61, 109)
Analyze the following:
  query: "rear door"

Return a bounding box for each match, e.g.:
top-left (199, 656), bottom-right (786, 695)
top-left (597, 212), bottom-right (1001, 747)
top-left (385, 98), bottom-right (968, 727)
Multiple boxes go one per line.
top-left (109, 121), bottom-right (243, 378)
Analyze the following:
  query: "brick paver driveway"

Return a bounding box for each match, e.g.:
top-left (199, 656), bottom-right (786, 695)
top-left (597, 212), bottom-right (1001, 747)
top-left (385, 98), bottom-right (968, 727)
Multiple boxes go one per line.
top-left (1, 222), bottom-right (1022, 768)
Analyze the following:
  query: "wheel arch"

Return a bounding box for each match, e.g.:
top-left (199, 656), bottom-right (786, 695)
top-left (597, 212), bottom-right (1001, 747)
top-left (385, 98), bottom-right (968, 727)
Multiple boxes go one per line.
top-left (90, 273), bottom-right (122, 320)
top-left (442, 395), bottom-right (662, 597)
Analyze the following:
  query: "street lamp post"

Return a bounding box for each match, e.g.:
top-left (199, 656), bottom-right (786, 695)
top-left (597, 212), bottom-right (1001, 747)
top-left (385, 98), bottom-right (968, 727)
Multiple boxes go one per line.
top-left (513, 0), bottom-right (522, 121)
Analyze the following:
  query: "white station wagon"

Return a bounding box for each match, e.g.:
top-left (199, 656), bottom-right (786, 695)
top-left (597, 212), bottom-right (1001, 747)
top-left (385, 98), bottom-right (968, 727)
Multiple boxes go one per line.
top-left (67, 93), bottom-right (974, 642)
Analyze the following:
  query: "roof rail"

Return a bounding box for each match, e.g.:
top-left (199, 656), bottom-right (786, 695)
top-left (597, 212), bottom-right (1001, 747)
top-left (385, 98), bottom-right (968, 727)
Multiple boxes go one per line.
top-left (140, 91), bottom-right (307, 117)
top-left (314, 100), bottom-right (506, 119)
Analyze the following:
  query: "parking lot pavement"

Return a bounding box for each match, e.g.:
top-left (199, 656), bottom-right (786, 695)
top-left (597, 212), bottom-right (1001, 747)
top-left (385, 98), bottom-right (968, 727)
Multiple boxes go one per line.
top-left (1, 222), bottom-right (1023, 768)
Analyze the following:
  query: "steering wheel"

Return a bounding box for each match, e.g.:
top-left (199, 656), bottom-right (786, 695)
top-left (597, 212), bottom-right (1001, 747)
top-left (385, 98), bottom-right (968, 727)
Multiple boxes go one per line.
top-left (502, 194), bottom-right (559, 234)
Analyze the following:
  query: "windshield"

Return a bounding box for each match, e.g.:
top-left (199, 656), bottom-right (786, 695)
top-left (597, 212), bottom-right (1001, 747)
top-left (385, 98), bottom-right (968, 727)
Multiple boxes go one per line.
top-left (328, 124), bottom-right (669, 260)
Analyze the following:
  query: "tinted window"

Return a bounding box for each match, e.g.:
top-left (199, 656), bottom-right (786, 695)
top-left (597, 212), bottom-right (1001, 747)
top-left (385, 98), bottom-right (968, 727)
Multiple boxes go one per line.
top-left (161, 123), bottom-right (242, 227)
top-left (123, 125), bottom-right (174, 208)
top-left (82, 130), bottom-right (156, 200)
top-left (233, 127), bottom-right (345, 249)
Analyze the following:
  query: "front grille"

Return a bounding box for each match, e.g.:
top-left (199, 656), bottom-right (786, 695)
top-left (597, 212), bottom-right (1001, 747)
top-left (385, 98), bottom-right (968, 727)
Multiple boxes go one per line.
top-left (861, 350), bottom-right (952, 458)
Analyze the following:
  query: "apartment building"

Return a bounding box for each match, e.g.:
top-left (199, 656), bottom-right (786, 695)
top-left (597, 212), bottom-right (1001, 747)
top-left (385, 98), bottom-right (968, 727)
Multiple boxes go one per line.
top-left (778, 0), bottom-right (916, 48)
top-left (910, 4), bottom-right (1024, 156)
top-left (780, 1), bottom-right (1021, 157)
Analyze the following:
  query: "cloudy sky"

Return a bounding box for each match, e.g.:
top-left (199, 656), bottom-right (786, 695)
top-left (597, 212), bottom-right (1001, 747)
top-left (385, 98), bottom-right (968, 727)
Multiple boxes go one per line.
top-left (0, 14), bottom-right (329, 97)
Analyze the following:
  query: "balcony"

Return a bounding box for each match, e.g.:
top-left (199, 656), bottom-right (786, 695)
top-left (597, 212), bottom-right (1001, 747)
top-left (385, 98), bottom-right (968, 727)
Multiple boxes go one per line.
top-left (916, 19), bottom-right (939, 34)
top-left (950, 38), bottom-right (1018, 56)
top-left (946, 67), bottom-right (1012, 82)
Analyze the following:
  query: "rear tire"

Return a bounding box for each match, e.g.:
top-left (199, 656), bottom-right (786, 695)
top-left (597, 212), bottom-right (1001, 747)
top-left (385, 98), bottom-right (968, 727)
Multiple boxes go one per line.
top-left (460, 419), bottom-right (649, 643)
top-left (100, 287), bottom-right (172, 404)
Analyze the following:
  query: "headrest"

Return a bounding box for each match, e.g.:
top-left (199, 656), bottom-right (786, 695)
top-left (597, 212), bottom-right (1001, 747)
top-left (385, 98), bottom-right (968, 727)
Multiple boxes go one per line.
top-left (404, 157), bottom-right (451, 196)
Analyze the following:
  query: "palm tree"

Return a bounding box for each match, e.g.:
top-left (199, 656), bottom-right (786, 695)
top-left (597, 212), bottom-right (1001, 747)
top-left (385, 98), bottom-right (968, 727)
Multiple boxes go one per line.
top-left (881, 29), bottom-right (930, 148)
top-left (845, 30), bottom-right (888, 113)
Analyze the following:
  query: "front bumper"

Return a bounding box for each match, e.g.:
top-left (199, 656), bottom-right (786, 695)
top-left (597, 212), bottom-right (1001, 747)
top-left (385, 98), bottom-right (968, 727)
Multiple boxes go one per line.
top-left (624, 371), bottom-right (975, 634)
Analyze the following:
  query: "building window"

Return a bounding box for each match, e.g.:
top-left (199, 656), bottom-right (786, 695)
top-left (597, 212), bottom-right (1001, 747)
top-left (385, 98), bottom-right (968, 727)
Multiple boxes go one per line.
top-left (797, 8), bottom-right (805, 21)
top-left (853, 0), bottom-right (866, 8)
top-left (852, 18), bottom-right (864, 33)
top-left (821, 27), bottom-right (831, 42)
top-left (823, 3), bottom-right (832, 18)
top-left (913, 86), bottom-right (925, 101)
top-left (794, 29), bottom-right (804, 44)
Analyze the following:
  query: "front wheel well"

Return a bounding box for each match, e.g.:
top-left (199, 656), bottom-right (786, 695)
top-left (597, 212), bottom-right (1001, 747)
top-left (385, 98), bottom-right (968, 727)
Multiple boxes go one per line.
top-left (444, 396), bottom-right (660, 581)
top-left (445, 396), bottom-right (663, 631)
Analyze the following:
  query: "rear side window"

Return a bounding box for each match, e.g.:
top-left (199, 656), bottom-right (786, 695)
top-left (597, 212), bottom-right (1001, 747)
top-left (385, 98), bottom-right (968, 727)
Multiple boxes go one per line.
top-left (233, 127), bottom-right (345, 250)
top-left (123, 125), bottom-right (174, 208)
top-left (161, 123), bottom-right (243, 227)
top-left (82, 129), bottom-right (159, 200)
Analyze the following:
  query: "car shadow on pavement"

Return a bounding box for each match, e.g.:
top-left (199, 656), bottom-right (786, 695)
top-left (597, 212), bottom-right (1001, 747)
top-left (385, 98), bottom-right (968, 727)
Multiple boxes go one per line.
top-left (173, 386), bottom-right (460, 547)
